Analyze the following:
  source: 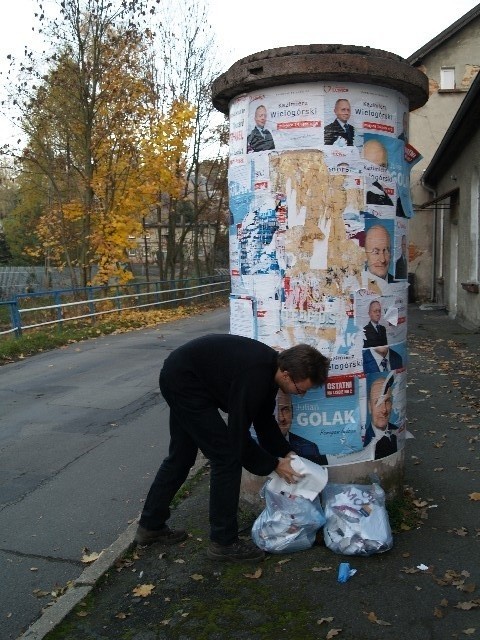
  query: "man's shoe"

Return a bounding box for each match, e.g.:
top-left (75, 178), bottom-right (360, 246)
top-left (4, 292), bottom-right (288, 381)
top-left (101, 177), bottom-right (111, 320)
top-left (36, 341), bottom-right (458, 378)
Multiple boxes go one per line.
top-left (134, 525), bottom-right (187, 546)
top-left (207, 539), bottom-right (265, 562)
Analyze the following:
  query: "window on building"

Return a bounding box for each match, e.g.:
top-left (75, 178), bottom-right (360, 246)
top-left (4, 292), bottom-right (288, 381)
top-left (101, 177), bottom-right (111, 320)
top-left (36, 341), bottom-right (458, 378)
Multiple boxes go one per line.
top-left (127, 249), bottom-right (137, 257)
top-left (440, 67), bottom-right (455, 90)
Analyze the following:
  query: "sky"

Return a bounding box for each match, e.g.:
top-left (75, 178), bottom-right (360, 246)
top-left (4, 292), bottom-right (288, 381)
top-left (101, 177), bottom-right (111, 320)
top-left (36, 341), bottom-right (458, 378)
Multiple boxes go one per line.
top-left (0, 0), bottom-right (478, 143)
top-left (208, 0), bottom-right (480, 71)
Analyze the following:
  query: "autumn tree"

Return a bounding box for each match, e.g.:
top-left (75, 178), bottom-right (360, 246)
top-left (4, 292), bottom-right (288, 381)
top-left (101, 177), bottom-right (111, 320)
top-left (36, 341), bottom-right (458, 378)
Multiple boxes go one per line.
top-left (0, 164), bottom-right (18, 264)
top-left (150, 0), bottom-right (229, 280)
top-left (3, 0), bottom-right (195, 286)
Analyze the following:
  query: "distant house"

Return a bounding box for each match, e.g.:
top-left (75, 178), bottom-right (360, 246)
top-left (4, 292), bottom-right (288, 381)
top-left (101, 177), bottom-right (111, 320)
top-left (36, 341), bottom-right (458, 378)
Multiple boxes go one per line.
top-left (406, 4), bottom-right (480, 308)
top-left (420, 71), bottom-right (480, 328)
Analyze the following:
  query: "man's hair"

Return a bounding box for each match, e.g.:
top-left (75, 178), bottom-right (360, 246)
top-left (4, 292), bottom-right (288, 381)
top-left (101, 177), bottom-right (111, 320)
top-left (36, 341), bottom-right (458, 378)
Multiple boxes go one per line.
top-left (277, 344), bottom-right (329, 387)
top-left (369, 300), bottom-right (381, 311)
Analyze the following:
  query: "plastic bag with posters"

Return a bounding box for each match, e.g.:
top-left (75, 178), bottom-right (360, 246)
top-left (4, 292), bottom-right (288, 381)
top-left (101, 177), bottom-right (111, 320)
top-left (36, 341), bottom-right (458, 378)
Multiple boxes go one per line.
top-left (322, 482), bottom-right (393, 556)
top-left (252, 481), bottom-right (326, 554)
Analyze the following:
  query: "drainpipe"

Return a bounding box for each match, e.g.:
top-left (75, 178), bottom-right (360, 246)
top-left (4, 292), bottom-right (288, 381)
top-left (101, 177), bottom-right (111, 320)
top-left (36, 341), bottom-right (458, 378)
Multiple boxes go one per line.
top-left (420, 174), bottom-right (437, 302)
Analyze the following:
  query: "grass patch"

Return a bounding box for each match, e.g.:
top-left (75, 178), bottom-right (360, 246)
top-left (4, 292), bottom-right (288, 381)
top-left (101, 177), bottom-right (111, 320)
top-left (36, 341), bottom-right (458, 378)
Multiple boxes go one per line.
top-left (387, 485), bottom-right (425, 533)
top-left (0, 299), bottom-right (227, 365)
top-left (171, 465), bottom-right (210, 509)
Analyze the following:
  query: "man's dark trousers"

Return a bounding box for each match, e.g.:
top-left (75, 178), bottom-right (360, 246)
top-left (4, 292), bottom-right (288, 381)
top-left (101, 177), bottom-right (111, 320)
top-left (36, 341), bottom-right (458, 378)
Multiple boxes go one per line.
top-left (138, 371), bottom-right (243, 545)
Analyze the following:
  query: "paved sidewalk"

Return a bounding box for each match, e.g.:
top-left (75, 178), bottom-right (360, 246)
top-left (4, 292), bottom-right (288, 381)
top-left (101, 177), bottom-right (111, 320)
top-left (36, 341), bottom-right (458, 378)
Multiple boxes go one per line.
top-left (19, 305), bottom-right (479, 640)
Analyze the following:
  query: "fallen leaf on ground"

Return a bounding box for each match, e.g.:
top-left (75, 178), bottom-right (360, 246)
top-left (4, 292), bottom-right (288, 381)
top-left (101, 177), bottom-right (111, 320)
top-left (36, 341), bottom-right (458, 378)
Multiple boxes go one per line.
top-left (244, 568), bottom-right (262, 579)
top-left (469, 492), bottom-right (480, 501)
top-left (317, 617), bottom-right (334, 624)
top-left (326, 629), bottom-right (342, 639)
top-left (463, 629), bottom-right (476, 635)
top-left (132, 584), bottom-right (155, 598)
top-left (115, 612), bottom-right (128, 619)
top-left (312, 566), bottom-right (334, 572)
top-left (413, 500), bottom-right (428, 508)
top-left (366, 611), bottom-right (391, 625)
top-left (458, 583), bottom-right (476, 593)
top-left (190, 574), bottom-right (203, 581)
top-left (81, 552), bottom-right (100, 564)
top-left (401, 567), bottom-right (420, 574)
top-left (434, 607), bottom-right (444, 618)
top-left (455, 601), bottom-right (480, 610)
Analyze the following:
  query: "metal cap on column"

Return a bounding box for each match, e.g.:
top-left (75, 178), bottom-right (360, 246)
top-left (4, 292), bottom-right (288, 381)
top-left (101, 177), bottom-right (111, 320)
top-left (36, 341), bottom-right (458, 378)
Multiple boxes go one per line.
top-left (212, 45), bottom-right (428, 501)
top-left (212, 44), bottom-right (428, 114)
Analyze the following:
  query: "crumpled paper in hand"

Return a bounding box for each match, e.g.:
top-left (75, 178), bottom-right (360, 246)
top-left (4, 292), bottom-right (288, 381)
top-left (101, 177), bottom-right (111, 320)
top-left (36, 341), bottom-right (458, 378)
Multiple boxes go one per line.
top-left (268, 455), bottom-right (328, 500)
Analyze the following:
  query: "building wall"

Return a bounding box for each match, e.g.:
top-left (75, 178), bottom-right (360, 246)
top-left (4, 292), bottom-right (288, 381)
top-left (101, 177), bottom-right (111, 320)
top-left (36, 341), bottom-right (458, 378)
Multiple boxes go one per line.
top-left (408, 16), bottom-right (480, 301)
top-left (430, 129), bottom-right (480, 328)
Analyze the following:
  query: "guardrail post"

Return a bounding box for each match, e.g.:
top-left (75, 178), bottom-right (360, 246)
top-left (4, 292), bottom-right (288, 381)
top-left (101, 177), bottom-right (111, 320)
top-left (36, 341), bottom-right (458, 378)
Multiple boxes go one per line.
top-left (53, 292), bottom-right (63, 331)
top-left (10, 300), bottom-right (22, 337)
top-left (86, 287), bottom-right (95, 321)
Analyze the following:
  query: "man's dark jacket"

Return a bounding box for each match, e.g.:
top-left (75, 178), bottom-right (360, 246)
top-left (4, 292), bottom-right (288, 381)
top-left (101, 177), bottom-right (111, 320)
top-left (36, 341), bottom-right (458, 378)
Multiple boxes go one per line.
top-left (324, 120), bottom-right (354, 146)
top-left (362, 348), bottom-right (403, 373)
top-left (247, 127), bottom-right (275, 152)
top-left (363, 321), bottom-right (388, 348)
top-left (363, 423), bottom-right (398, 459)
top-left (161, 334), bottom-right (290, 476)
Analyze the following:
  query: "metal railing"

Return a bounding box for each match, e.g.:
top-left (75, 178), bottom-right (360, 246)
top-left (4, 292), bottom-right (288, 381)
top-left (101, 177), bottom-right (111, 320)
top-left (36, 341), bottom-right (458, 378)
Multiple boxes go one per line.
top-left (0, 276), bottom-right (230, 339)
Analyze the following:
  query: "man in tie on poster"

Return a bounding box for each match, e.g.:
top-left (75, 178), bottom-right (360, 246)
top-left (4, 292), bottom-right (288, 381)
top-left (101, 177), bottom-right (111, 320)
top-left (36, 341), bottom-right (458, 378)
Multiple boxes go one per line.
top-left (324, 98), bottom-right (355, 146)
top-left (247, 104), bottom-right (275, 152)
top-left (364, 375), bottom-right (398, 460)
top-left (395, 234), bottom-right (408, 280)
top-left (363, 300), bottom-right (388, 348)
top-left (363, 345), bottom-right (403, 373)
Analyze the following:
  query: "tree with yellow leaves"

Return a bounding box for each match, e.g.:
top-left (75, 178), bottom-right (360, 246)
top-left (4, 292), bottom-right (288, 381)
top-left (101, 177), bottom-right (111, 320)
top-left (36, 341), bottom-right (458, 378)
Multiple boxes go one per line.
top-left (5, 0), bottom-right (195, 287)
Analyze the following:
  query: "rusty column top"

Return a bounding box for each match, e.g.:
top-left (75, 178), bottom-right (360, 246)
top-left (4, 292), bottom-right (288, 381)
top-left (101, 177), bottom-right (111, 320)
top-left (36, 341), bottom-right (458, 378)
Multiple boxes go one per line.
top-left (212, 44), bottom-right (428, 114)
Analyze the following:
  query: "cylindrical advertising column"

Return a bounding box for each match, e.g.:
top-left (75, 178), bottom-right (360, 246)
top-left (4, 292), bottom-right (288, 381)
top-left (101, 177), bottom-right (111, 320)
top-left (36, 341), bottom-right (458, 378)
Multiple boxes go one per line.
top-left (212, 45), bottom-right (428, 499)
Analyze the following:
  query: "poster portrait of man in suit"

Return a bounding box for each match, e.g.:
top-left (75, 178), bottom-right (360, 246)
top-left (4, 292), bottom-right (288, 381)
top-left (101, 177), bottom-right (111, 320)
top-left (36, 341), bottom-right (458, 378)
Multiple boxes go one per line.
top-left (365, 224), bottom-right (395, 283)
top-left (363, 300), bottom-right (388, 348)
top-left (364, 376), bottom-right (398, 459)
top-left (324, 99), bottom-right (355, 146)
top-left (363, 345), bottom-right (403, 373)
top-left (247, 104), bottom-right (275, 152)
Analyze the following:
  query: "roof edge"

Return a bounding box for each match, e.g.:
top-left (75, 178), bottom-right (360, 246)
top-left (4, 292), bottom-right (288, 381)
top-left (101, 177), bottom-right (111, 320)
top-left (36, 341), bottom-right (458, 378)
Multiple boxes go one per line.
top-left (407, 4), bottom-right (480, 65)
top-left (423, 71), bottom-right (480, 185)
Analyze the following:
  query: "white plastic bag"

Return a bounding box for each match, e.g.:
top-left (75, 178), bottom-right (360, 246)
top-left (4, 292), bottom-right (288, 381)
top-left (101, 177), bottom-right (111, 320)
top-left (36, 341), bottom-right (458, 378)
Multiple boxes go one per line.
top-left (252, 481), bottom-right (326, 554)
top-left (322, 482), bottom-right (393, 556)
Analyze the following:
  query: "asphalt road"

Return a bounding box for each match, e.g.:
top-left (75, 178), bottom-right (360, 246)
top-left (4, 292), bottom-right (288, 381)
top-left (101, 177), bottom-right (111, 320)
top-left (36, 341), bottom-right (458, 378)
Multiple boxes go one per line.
top-left (0, 307), bottom-right (229, 640)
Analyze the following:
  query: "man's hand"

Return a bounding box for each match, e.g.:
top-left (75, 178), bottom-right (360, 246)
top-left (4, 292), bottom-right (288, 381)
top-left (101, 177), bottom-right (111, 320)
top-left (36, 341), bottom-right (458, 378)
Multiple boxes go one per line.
top-left (275, 453), bottom-right (304, 484)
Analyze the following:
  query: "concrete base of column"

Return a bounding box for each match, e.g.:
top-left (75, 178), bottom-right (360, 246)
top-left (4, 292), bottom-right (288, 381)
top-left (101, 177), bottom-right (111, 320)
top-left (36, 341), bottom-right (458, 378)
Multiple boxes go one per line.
top-left (240, 448), bottom-right (405, 511)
